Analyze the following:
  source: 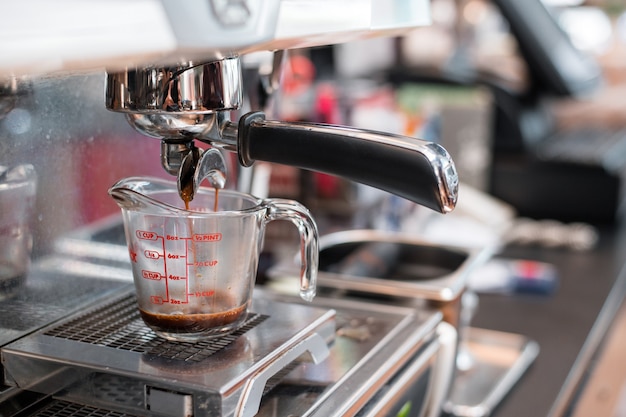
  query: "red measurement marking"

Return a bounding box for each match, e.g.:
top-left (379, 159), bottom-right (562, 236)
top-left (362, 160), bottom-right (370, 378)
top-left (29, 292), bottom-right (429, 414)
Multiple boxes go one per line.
top-left (193, 233), bottom-right (222, 242)
top-left (189, 290), bottom-right (216, 297)
top-left (136, 230), bottom-right (158, 240)
top-left (150, 295), bottom-right (164, 304)
top-left (168, 275), bottom-right (185, 280)
top-left (192, 260), bottom-right (218, 267)
top-left (142, 270), bottom-right (163, 280)
top-left (144, 250), bottom-right (161, 259)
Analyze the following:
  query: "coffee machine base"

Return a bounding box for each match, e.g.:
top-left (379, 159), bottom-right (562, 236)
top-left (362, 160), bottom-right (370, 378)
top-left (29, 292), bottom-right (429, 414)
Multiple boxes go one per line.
top-left (1, 284), bottom-right (455, 417)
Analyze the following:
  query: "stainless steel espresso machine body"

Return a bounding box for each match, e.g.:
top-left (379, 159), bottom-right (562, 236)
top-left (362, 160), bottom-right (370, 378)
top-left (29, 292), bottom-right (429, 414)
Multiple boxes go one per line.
top-left (0, 1), bottom-right (467, 416)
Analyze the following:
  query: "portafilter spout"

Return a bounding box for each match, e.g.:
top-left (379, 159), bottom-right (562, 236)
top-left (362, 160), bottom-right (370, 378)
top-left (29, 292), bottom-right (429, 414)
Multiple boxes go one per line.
top-left (105, 56), bottom-right (458, 213)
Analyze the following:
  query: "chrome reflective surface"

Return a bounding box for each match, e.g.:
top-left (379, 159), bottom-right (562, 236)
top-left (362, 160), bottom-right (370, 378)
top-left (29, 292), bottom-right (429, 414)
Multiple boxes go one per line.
top-left (106, 58), bottom-right (243, 114)
top-left (125, 112), bottom-right (219, 141)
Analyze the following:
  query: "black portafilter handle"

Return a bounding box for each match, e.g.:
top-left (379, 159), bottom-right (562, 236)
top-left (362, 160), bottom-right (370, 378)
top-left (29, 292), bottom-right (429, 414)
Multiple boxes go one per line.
top-left (237, 112), bottom-right (459, 214)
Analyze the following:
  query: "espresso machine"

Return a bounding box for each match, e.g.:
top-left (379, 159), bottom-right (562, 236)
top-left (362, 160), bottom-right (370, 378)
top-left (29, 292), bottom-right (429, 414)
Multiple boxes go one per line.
top-left (0, 1), bottom-right (529, 416)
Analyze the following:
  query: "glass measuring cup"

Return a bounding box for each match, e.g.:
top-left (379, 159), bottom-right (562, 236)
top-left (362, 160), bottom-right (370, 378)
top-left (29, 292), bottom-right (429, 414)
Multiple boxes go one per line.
top-left (109, 177), bottom-right (319, 341)
top-left (0, 164), bottom-right (37, 298)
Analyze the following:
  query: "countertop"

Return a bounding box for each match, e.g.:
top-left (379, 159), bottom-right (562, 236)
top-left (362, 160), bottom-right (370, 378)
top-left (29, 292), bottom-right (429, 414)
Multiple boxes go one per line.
top-left (471, 222), bottom-right (626, 417)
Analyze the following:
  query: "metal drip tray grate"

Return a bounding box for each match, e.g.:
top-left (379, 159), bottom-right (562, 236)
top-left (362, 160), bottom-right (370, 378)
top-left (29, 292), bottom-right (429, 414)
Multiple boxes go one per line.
top-left (33, 399), bottom-right (136, 416)
top-left (44, 294), bottom-right (268, 362)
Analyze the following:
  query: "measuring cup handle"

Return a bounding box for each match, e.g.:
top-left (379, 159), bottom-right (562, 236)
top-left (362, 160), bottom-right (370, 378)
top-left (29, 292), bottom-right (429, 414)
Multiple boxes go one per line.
top-left (264, 198), bottom-right (319, 302)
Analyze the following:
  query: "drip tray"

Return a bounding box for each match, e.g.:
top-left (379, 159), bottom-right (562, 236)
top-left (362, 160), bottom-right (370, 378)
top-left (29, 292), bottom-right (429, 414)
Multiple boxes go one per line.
top-left (445, 328), bottom-right (540, 417)
top-left (28, 399), bottom-right (136, 417)
top-left (43, 294), bottom-right (269, 362)
top-left (2, 288), bottom-right (336, 417)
